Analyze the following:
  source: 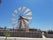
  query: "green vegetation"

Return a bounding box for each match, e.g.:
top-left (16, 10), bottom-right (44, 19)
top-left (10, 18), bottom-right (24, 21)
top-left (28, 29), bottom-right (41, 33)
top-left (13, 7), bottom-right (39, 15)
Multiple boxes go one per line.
top-left (4, 30), bottom-right (10, 40)
top-left (14, 38), bottom-right (16, 40)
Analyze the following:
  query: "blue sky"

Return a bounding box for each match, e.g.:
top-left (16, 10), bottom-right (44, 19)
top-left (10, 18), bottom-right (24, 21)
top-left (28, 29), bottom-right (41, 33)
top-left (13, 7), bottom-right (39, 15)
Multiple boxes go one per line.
top-left (0, 0), bottom-right (53, 31)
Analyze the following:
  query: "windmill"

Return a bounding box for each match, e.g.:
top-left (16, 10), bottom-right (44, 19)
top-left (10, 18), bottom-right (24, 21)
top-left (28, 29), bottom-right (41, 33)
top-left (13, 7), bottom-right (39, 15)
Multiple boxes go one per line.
top-left (0, 0), bottom-right (2, 3)
top-left (11, 6), bottom-right (32, 32)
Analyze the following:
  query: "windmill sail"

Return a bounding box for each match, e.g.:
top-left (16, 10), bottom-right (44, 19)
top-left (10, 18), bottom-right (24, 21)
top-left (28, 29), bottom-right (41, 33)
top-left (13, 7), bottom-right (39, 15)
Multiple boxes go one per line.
top-left (11, 6), bottom-right (32, 32)
top-left (24, 20), bottom-right (29, 24)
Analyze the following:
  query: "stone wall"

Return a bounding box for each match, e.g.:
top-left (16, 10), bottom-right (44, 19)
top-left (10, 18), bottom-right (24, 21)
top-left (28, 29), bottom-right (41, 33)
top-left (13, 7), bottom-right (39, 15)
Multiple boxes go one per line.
top-left (10, 31), bottom-right (42, 38)
top-left (0, 31), bottom-right (42, 38)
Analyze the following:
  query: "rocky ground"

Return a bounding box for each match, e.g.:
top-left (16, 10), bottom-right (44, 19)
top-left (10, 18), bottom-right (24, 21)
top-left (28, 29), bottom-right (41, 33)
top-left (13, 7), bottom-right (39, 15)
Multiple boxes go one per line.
top-left (0, 37), bottom-right (53, 40)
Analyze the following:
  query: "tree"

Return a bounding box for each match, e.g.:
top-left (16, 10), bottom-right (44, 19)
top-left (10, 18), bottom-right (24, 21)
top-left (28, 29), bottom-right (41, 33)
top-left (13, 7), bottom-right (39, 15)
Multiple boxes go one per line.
top-left (4, 30), bottom-right (10, 40)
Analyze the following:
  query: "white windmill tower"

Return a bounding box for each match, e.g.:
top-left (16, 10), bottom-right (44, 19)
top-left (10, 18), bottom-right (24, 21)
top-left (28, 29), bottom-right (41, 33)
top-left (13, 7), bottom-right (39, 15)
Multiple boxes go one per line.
top-left (11, 6), bottom-right (32, 32)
